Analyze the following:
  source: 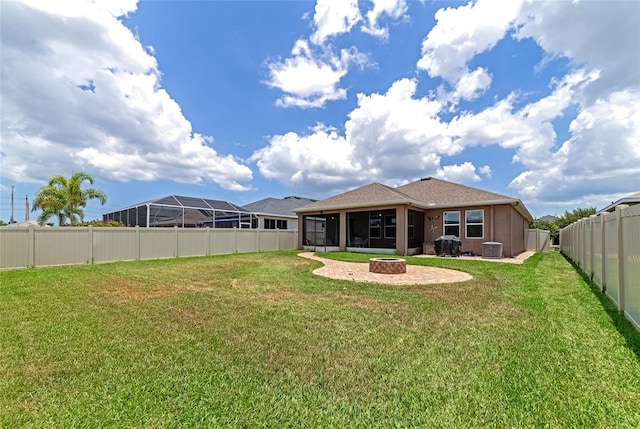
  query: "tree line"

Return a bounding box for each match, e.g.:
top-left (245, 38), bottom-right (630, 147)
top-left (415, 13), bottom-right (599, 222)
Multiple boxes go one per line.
top-left (530, 207), bottom-right (597, 239)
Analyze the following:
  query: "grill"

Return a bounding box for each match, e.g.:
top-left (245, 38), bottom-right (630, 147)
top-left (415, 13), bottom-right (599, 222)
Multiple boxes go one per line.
top-left (434, 235), bottom-right (462, 257)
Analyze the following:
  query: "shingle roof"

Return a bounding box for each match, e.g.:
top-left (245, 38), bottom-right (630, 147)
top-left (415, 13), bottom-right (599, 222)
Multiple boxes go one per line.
top-left (397, 177), bottom-right (513, 205)
top-left (295, 182), bottom-right (416, 212)
top-left (242, 196), bottom-right (317, 217)
top-left (295, 177), bottom-right (533, 221)
top-left (597, 191), bottom-right (640, 213)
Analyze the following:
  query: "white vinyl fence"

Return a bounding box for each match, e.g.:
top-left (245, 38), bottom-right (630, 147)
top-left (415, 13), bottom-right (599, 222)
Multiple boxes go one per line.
top-left (527, 228), bottom-right (551, 252)
top-left (560, 204), bottom-right (640, 330)
top-left (0, 226), bottom-right (298, 270)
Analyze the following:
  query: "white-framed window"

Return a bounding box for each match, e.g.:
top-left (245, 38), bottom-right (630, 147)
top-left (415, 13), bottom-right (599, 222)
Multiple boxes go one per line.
top-left (443, 211), bottom-right (460, 237)
top-left (384, 215), bottom-right (396, 238)
top-left (465, 209), bottom-right (484, 238)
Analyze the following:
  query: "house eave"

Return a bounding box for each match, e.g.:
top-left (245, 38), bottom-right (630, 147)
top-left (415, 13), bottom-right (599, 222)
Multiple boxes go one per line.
top-left (295, 197), bottom-right (533, 222)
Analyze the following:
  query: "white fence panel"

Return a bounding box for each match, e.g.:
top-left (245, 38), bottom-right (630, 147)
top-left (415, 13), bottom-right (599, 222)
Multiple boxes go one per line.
top-left (279, 231), bottom-right (296, 250)
top-left (35, 227), bottom-right (90, 267)
top-left (583, 218), bottom-right (592, 274)
top-left (177, 229), bottom-right (208, 257)
top-left (236, 230), bottom-right (258, 253)
top-left (561, 204), bottom-right (640, 330)
top-left (0, 227), bottom-right (31, 268)
top-left (0, 227), bottom-right (299, 270)
top-left (140, 228), bottom-right (176, 260)
top-left (592, 216), bottom-right (603, 289)
top-left (526, 229), bottom-right (551, 252)
top-left (622, 208), bottom-right (640, 329)
top-left (94, 227), bottom-right (138, 262)
top-left (210, 229), bottom-right (237, 255)
top-left (603, 214), bottom-right (620, 306)
top-left (258, 231), bottom-right (279, 252)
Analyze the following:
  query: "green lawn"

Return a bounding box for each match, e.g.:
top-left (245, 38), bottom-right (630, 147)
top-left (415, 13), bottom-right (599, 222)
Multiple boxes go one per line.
top-left (1, 251), bottom-right (639, 428)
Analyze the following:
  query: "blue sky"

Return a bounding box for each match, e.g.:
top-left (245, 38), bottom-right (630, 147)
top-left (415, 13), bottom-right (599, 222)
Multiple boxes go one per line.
top-left (1, 0), bottom-right (639, 224)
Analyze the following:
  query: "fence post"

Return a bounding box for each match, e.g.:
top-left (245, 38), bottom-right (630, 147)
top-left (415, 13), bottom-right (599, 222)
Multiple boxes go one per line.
top-left (589, 215), bottom-right (596, 278)
top-left (135, 225), bottom-right (141, 261)
top-left (206, 227), bottom-right (211, 256)
top-left (257, 229), bottom-right (261, 252)
top-left (88, 225), bottom-right (94, 264)
top-left (28, 225), bottom-right (35, 268)
top-left (174, 226), bottom-right (179, 257)
top-left (617, 205), bottom-right (628, 313)
top-left (601, 212), bottom-right (608, 291)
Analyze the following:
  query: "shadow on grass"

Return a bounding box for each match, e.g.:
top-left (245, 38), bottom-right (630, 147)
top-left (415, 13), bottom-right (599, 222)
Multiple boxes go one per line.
top-left (562, 253), bottom-right (640, 363)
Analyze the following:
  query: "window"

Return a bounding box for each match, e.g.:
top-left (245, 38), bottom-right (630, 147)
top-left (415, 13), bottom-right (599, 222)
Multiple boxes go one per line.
top-left (465, 210), bottom-right (484, 238)
top-left (370, 216), bottom-right (381, 238)
top-left (384, 215), bottom-right (396, 238)
top-left (265, 218), bottom-right (288, 229)
top-left (443, 211), bottom-right (460, 237)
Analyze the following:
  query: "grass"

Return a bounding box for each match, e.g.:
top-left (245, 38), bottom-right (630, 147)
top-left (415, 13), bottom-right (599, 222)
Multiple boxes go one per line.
top-left (1, 250), bottom-right (639, 428)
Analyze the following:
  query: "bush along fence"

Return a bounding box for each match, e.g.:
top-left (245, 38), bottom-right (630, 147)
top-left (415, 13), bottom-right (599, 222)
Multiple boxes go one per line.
top-left (0, 226), bottom-right (298, 270)
top-left (560, 204), bottom-right (640, 331)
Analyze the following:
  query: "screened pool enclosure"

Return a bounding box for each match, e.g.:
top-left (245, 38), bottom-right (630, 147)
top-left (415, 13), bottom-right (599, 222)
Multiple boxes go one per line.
top-left (103, 195), bottom-right (256, 228)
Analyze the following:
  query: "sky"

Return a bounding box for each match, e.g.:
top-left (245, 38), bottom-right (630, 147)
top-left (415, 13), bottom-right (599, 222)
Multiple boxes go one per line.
top-left (1, 0), bottom-right (639, 224)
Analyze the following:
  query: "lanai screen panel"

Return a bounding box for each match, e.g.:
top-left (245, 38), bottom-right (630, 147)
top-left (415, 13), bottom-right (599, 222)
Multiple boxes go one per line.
top-left (103, 195), bottom-right (256, 228)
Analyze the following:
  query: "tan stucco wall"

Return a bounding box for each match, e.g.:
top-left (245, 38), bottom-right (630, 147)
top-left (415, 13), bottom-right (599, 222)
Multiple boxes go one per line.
top-left (298, 203), bottom-right (530, 257)
top-left (422, 204), bottom-right (529, 257)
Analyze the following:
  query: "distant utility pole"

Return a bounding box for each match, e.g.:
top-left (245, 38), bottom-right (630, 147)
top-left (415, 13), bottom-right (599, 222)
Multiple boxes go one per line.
top-left (10, 185), bottom-right (14, 224)
top-left (25, 195), bottom-right (30, 222)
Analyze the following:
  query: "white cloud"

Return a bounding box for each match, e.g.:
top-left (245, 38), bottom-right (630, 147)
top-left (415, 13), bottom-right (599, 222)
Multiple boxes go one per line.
top-left (258, 0), bottom-right (640, 208)
top-left (310, 0), bottom-right (361, 45)
top-left (253, 78), bottom-right (462, 194)
top-left (265, 39), bottom-right (368, 109)
top-left (361, 0), bottom-right (408, 40)
top-left (417, 0), bottom-right (523, 83)
top-left (450, 67), bottom-right (492, 101)
top-left (505, 0), bottom-right (640, 204)
top-left (478, 165), bottom-right (492, 178)
top-left (434, 162), bottom-right (482, 183)
top-left (0, 0), bottom-right (253, 190)
top-left (514, 0), bottom-right (640, 103)
top-left (250, 124), bottom-right (364, 194)
top-left (510, 89), bottom-right (640, 203)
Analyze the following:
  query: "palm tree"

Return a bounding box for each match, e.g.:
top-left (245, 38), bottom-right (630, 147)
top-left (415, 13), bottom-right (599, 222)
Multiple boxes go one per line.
top-left (32, 172), bottom-right (107, 225)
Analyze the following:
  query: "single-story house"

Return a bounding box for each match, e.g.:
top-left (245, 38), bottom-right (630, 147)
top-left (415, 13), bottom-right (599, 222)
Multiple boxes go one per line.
top-left (241, 196), bottom-right (316, 230)
top-left (597, 191), bottom-right (640, 214)
top-left (294, 177), bottom-right (534, 257)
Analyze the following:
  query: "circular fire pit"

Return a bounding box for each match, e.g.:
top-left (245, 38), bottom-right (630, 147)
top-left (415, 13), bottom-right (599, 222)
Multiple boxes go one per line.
top-left (369, 258), bottom-right (406, 274)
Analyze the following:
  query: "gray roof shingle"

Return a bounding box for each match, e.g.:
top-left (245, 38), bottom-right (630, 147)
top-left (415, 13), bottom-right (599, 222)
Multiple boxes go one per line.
top-left (242, 196), bottom-right (317, 217)
top-left (295, 177), bottom-right (532, 221)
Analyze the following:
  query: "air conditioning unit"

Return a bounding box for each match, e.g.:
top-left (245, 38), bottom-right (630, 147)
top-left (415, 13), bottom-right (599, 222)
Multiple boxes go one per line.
top-left (482, 242), bottom-right (503, 259)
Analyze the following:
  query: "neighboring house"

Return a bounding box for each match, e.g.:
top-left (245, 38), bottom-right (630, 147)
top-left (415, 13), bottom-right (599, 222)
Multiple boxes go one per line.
top-left (5, 220), bottom-right (45, 227)
top-left (294, 177), bottom-right (534, 257)
top-left (597, 191), bottom-right (640, 214)
top-left (242, 196), bottom-right (316, 230)
top-left (103, 195), bottom-right (255, 228)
